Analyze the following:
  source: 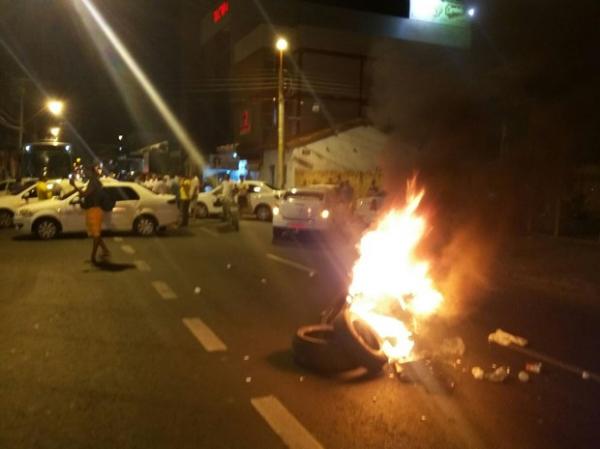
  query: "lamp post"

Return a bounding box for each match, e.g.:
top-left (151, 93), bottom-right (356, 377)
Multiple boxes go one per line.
top-left (275, 37), bottom-right (288, 189)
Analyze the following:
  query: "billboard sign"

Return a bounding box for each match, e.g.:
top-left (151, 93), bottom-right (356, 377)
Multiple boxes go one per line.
top-left (410, 0), bottom-right (469, 27)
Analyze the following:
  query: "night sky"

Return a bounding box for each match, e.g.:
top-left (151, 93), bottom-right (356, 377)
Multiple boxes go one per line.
top-left (1, 0), bottom-right (598, 153)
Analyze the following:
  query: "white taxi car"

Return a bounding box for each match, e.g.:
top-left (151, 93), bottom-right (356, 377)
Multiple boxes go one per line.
top-left (0, 182), bottom-right (45, 228)
top-left (272, 185), bottom-right (337, 240)
top-left (14, 181), bottom-right (178, 239)
top-left (196, 180), bottom-right (282, 221)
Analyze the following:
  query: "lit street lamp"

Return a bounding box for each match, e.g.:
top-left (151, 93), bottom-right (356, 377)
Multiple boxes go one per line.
top-left (275, 37), bottom-right (288, 189)
top-left (47, 100), bottom-right (65, 116)
top-left (49, 126), bottom-right (61, 140)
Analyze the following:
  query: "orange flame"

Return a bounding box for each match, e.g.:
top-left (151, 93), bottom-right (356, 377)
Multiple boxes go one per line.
top-left (347, 178), bottom-right (443, 362)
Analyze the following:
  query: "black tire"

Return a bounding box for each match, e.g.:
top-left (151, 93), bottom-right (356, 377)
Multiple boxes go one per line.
top-left (292, 324), bottom-right (358, 374)
top-left (34, 218), bottom-right (60, 240)
top-left (134, 215), bottom-right (157, 236)
top-left (255, 204), bottom-right (272, 222)
top-left (195, 202), bottom-right (209, 219)
top-left (333, 308), bottom-right (388, 373)
top-left (0, 210), bottom-right (13, 228)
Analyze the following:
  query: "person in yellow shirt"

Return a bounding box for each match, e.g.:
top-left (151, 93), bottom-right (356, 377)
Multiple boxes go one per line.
top-left (179, 175), bottom-right (191, 227)
top-left (36, 175), bottom-right (52, 200)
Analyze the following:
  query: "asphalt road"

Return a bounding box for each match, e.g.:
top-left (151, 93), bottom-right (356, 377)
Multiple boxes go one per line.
top-left (1, 218), bottom-right (598, 449)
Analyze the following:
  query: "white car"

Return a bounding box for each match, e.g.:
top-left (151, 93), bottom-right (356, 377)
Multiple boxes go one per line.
top-left (14, 181), bottom-right (179, 240)
top-left (196, 180), bottom-right (282, 221)
top-left (272, 185), bottom-right (337, 239)
top-left (354, 192), bottom-right (386, 225)
top-left (0, 178), bottom-right (37, 197)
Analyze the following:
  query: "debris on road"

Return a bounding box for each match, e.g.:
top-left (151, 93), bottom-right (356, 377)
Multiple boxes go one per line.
top-left (299, 376), bottom-right (304, 382)
top-left (437, 337), bottom-right (466, 358)
top-left (245, 376), bottom-right (252, 383)
top-left (194, 286), bottom-right (202, 294)
top-left (420, 415), bottom-right (427, 422)
top-left (487, 366), bottom-right (510, 383)
top-left (471, 366), bottom-right (485, 380)
top-left (525, 362), bottom-right (542, 374)
top-left (488, 328), bottom-right (528, 347)
top-left (518, 371), bottom-right (530, 382)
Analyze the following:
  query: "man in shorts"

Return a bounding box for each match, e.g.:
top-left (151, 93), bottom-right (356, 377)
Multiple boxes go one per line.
top-left (69, 165), bottom-right (110, 264)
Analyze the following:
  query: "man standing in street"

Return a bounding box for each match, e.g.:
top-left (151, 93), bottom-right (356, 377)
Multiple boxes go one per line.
top-left (189, 174), bottom-right (200, 219)
top-left (220, 173), bottom-right (234, 221)
top-left (179, 175), bottom-right (191, 227)
top-left (69, 165), bottom-right (110, 264)
top-left (36, 175), bottom-right (52, 200)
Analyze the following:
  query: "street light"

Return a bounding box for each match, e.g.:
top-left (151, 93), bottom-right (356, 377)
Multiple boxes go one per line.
top-left (47, 100), bottom-right (64, 116)
top-left (275, 36), bottom-right (288, 189)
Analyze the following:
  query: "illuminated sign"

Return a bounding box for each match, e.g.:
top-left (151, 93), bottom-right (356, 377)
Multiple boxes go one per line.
top-left (240, 110), bottom-right (251, 135)
top-left (212, 1), bottom-right (230, 23)
top-left (410, 0), bottom-right (469, 26)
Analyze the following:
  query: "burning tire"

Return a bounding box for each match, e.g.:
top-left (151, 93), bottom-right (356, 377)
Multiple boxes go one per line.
top-left (333, 308), bottom-right (388, 372)
top-left (292, 324), bottom-right (358, 374)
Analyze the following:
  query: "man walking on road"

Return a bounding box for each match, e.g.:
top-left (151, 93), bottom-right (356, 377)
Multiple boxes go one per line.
top-left (220, 173), bottom-right (235, 221)
top-left (69, 165), bottom-right (110, 264)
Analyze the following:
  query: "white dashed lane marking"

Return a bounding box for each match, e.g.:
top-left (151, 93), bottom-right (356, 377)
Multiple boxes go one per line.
top-left (266, 253), bottom-right (316, 276)
top-left (113, 236), bottom-right (124, 242)
top-left (134, 260), bottom-right (151, 272)
top-left (251, 395), bottom-right (325, 449)
top-left (182, 318), bottom-right (227, 352)
top-left (151, 281), bottom-right (177, 300)
top-left (121, 244), bottom-right (135, 255)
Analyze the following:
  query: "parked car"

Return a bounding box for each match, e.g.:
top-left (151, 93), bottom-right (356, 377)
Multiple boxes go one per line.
top-left (272, 185), bottom-right (337, 240)
top-left (195, 180), bottom-right (282, 221)
top-left (354, 191), bottom-right (386, 225)
top-left (0, 178), bottom-right (37, 197)
top-left (0, 183), bottom-right (40, 228)
top-left (14, 181), bottom-right (178, 240)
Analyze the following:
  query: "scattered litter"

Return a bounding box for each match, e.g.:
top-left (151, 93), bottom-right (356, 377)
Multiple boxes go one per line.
top-left (486, 366), bottom-right (510, 383)
top-left (471, 366), bottom-right (485, 380)
top-left (194, 286), bottom-right (202, 294)
top-left (518, 371), bottom-right (530, 383)
top-left (488, 329), bottom-right (528, 347)
top-left (582, 371), bottom-right (590, 380)
top-left (245, 377), bottom-right (252, 383)
top-left (243, 355), bottom-right (250, 361)
top-left (226, 263), bottom-right (232, 269)
top-left (260, 278), bottom-right (267, 284)
top-left (525, 362), bottom-right (542, 374)
top-left (420, 415), bottom-right (427, 422)
top-left (299, 376), bottom-right (304, 382)
top-left (438, 337), bottom-right (466, 357)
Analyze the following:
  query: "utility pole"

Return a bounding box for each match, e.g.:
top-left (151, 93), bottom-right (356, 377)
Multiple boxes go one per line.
top-left (275, 37), bottom-right (288, 189)
top-left (17, 83), bottom-right (24, 152)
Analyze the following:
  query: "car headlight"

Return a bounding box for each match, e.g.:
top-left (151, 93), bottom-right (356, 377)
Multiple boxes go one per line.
top-left (320, 209), bottom-right (330, 219)
top-left (273, 206), bottom-right (280, 216)
top-left (19, 209), bottom-right (33, 217)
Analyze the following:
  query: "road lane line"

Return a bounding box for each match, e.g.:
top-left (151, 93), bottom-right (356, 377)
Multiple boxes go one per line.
top-left (266, 253), bottom-right (316, 276)
top-left (134, 260), bottom-right (151, 272)
top-left (151, 281), bottom-right (177, 300)
top-left (182, 318), bottom-right (227, 352)
top-left (198, 227), bottom-right (219, 237)
top-left (121, 244), bottom-right (135, 255)
top-left (113, 236), bottom-right (124, 242)
top-left (251, 395), bottom-right (324, 449)
top-left (505, 344), bottom-right (600, 383)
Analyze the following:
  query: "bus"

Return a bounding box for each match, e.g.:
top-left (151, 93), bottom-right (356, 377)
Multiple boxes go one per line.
top-left (21, 141), bottom-right (73, 179)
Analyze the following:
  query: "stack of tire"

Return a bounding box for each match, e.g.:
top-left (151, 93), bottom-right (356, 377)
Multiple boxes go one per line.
top-left (292, 306), bottom-right (388, 375)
